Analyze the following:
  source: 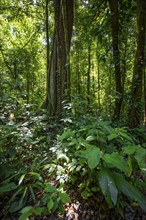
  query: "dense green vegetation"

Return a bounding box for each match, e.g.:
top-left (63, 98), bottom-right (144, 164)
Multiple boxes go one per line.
top-left (0, 0), bottom-right (146, 219)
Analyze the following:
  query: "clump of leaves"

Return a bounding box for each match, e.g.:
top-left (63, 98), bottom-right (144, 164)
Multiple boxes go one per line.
top-left (49, 114), bottom-right (146, 215)
top-left (0, 99), bottom-right (71, 219)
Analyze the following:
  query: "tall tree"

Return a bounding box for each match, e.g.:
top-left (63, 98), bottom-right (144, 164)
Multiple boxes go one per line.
top-left (129, 0), bottom-right (146, 128)
top-left (108, 0), bottom-right (123, 121)
top-left (87, 44), bottom-right (91, 107)
top-left (45, 0), bottom-right (74, 116)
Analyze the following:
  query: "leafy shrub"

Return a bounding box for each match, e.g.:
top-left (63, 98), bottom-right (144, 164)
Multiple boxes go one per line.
top-left (49, 114), bottom-right (146, 214)
top-left (0, 100), bottom-right (71, 219)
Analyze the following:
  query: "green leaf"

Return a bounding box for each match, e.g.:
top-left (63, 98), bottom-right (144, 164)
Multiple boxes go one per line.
top-left (28, 172), bottom-right (42, 180)
top-left (58, 130), bottom-right (73, 141)
top-left (33, 207), bottom-right (44, 216)
top-left (52, 195), bottom-right (58, 212)
top-left (77, 147), bottom-right (101, 169)
top-left (123, 145), bottom-right (139, 155)
top-left (103, 152), bottom-right (129, 173)
top-left (119, 132), bottom-right (133, 143)
top-left (18, 206), bottom-right (33, 220)
top-left (9, 201), bottom-right (24, 213)
top-left (59, 193), bottom-right (71, 203)
top-left (47, 199), bottom-right (54, 211)
top-left (107, 131), bottom-right (118, 141)
top-left (134, 148), bottom-right (146, 173)
top-left (58, 153), bottom-right (69, 162)
top-left (113, 172), bottom-right (146, 212)
top-left (87, 147), bottom-right (101, 169)
top-left (98, 169), bottom-right (118, 206)
top-left (0, 182), bottom-right (17, 194)
top-left (29, 185), bottom-right (36, 202)
top-left (18, 174), bottom-right (25, 185)
top-left (20, 206), bottom-right (33, 214)
top-left (45, 183), bottom-right (57, 193)
top-left (86, 136), bottom-right (95, 141)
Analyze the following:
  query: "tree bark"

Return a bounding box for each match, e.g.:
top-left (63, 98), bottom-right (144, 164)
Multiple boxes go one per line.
top-left (109, 0), bottom-right (123, 121)
top-left (129, 0), bottom-right (146, 128)
top-left (45, 0), bottom-right (73, 116)
top-left (87, 45), bottom-right (91, 107)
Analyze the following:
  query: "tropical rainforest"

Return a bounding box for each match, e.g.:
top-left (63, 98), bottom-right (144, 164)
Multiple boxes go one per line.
top-left (0, 0), bottom-right (146, 219)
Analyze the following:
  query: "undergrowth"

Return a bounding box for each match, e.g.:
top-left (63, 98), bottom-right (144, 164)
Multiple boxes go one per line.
top-left (0, 98), bottom-right (146, 219)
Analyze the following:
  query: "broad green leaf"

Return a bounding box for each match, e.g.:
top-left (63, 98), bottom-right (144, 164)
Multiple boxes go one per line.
top-left (9, 200), bottom-right (24, 213)
top-left (134, 148), bottom-right (146, 173)
top-left (18, 206), bottom-right (33, 220)
top-left (47, 199), bottom-right (54, 211)
top-left (45, 183), bottom-right (57, 193)
top-left (113, 172), bottom-right (146, 212)
top-left (123, 145), bottom-right (139, 155)
top-left (52, 195), bottom-right (59, 212)
top-left (58, 130), bottom-right (73, 141)
top-left (8, 187), bottom-right (23, 204)
top-left (33, 207), bottom-right (44, 216)
top-left (77, 147), bottom-right (101, 169)
top-left (76, 150), bottom-right (88, 159)
top-left (119, 132), bottom-right (133, 143)
top-left (0, 182), bottom-right (17, 194)
top-left (107, 131), bottom-right (118, 141)
top-left (98, 169), bottom-right (118, 206)
top-left (59, 192), bottom-right (71, 203)
top-left (87, 147), bottom-right (101, 169)
top-left (103, 152), bottom-right (129, 173)
top-left (20, 206), bottom-right (33, 214)
top-left (134, 147), bottom-right (146, 164)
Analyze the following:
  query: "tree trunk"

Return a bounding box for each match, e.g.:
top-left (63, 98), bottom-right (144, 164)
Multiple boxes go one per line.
top-left (43, 0), bottom-right (50, 109)
top-left (87, 45), bottom-right (91, 107)
top-left (129, 0), bottom-right (146, 128)
top-left (144, 69), bottom-right (146, 125)
top-left (45, 0), bottom-right (73, 116)
top-left (109, 0), bottom-right (123, 121)
top-left (97, 57), bottom-right (100, 111)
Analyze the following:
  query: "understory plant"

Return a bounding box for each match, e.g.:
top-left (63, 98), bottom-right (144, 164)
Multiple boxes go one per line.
top-left (48, 114), bottom-right (146, 214)
top-left (0, 99), bottom-right (146, 218)
top-left (0, 100), bottom-right (71, 219)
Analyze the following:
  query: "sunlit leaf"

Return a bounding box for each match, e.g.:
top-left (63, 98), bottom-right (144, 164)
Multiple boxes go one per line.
top-left (18, 174), bottom-right (25, 185)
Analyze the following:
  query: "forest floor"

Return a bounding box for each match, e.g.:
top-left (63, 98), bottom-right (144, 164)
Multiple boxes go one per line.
top-left (0, 104), bottom-right (146, 220)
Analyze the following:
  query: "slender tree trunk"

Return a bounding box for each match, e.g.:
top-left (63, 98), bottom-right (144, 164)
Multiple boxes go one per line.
top-left (144, 7), bottom-right (146, 125)
top-left (45, 0), bottom-right (50, 107)
top-left (129, 0), bottom-right (146, 128)
top-left (87, 45), bottom-right (91, 107)
top-left (144, 69), bottom-right (146, 125)
top-left (76, 50), bottom-right (81, 95)
top-left (97, 57), bottom-right (100, 111)
top-left (42, 0), bottom-right (50, 109)
top-left (109, 0), bottom-right (123, 121)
